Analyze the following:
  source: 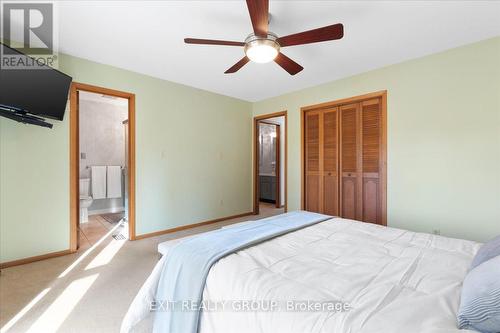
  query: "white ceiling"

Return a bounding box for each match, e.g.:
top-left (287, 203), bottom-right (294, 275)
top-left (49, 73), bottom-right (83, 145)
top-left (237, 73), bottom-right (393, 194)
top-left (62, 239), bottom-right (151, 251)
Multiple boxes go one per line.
top-left (53, 1), bottom-right (500, 101)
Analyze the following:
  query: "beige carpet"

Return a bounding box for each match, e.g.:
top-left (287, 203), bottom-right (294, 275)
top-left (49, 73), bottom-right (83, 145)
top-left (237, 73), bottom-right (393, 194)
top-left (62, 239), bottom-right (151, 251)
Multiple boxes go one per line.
top-left (0, 204), bottom-right (283, 333)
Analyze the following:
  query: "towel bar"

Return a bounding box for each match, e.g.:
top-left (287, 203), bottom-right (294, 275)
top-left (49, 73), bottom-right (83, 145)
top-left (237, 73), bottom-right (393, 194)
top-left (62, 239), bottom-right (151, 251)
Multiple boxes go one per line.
top-left (86, 165), bottom-right (125, 169)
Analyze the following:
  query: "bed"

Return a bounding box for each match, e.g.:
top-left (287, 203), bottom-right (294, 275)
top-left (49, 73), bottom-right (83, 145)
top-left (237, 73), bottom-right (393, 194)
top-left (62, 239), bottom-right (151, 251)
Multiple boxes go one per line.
top-left (121, 213), bottom-right (481, 333)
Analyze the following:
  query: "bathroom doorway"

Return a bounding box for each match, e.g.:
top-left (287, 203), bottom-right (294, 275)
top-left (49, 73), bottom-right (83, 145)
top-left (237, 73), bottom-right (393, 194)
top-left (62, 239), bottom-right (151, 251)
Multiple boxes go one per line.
top-left (253, 111), bottom-right (287, 215)
top-left (69, 83), bottom-right (136, 252)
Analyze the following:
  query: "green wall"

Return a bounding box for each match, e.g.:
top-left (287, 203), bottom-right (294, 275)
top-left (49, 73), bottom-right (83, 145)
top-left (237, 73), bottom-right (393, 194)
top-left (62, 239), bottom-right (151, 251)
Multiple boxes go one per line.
top-left (253, 37), bottom-right (500, 242)
top-left (0, 55), bottom-right (253, 263)
top-left (1, 37), bottom-right (499, 263)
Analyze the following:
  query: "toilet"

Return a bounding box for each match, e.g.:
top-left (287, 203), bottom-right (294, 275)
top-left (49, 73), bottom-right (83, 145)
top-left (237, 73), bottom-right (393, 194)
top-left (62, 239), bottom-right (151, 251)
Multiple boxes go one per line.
top-left (80, 178), bottom-right (93, 223)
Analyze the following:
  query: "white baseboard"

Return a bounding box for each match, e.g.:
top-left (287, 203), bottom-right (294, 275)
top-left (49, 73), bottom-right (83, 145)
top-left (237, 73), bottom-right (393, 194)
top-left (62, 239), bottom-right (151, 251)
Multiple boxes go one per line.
top-left (88, 207), bottom-right (125, 216)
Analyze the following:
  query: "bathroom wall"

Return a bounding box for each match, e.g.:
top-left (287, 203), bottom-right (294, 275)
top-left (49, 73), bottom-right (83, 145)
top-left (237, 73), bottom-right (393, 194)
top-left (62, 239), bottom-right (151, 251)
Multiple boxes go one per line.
top-left (79, 91), bottom-right (128, 213)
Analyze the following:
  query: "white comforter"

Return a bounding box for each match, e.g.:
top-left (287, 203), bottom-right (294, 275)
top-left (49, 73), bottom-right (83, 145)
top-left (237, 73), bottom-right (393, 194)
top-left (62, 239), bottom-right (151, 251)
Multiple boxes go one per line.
top-left (122, 217), bottom-right (481, 333)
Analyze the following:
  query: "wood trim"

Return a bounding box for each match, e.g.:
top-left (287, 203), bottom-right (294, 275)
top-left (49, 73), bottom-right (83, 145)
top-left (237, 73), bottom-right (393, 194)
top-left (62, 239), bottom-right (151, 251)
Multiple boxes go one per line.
top-left (301, 90), bottom-right (387, 112)
top-left (69, 82), bottom-right (135, 99)
top-left (253, 119), bottom-right (259, 214)
top-left (128, 95), bottom-right (137, 239)
top-left (69, 82), bottom-right (137, 248)
top-left (275, 124), bottom-right (281, 208)
top-left (69, 87), bottom-right (79, 252)
top-left (300, 91), bottom-right (387, 225)
top-left (254, 110), bottom-right (288, 121)
top-left (253, 111), bottom-right (288, 214)
top-left (284, 113), bottom-right (288, 212)
top-left (0, 250), bottom-right (72, 269)
top-left (380, 92), bottom-right (388, 226)
top-left (338, 106), bottom-right (343, 216)
top-left (300, 109), bottom-right (305, 210)
top-left (134, 211), bottom-right (254, 240)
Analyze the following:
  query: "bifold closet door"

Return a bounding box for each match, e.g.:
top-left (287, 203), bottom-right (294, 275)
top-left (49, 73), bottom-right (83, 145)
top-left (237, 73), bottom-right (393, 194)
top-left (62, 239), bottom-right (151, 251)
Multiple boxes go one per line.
top-left (304, 108), bottom-right (339, 215)
top-left (340, 103), bottom-right (360, 220)
top-left (304, 110), bottom-right (321, 213)
top-left (304, 94), bottom-right (385, 225)
top-left (360, 99), bottom-right (382, 224)
top-left (322, 108), bottom-right (339, 216)
top-left (339, 99), bottom-right (383, 224)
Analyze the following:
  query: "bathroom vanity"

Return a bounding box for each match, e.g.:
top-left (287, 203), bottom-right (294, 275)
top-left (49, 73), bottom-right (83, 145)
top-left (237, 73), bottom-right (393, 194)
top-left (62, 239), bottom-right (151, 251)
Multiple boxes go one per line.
top-left (259, 174), bottom-right (276, 203)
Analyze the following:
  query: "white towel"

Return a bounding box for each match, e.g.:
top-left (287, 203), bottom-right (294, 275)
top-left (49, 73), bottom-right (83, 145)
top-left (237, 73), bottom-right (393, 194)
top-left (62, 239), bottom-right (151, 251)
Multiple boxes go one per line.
top-left (91, 166), bottom-right (107, 199)
top-left (107, 166), bottom-right (122, 199)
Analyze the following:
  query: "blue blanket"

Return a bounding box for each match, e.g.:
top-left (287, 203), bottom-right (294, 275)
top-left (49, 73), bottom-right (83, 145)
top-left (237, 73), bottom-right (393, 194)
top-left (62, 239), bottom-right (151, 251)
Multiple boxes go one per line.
top-left (153, 211), bottom-right (331, 333)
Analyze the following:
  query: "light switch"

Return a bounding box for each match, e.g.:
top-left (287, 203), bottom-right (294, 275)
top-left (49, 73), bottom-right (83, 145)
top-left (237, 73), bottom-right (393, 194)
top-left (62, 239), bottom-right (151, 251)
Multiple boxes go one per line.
top-left (81, 152), bottom-right (86, 159)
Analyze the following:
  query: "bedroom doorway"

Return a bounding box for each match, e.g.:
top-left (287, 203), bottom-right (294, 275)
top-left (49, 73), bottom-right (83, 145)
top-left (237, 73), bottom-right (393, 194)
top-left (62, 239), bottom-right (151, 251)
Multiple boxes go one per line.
top-left (69, 83), bottom-right (136, 252)
top-left (253, 111), bottom-right (287, 215)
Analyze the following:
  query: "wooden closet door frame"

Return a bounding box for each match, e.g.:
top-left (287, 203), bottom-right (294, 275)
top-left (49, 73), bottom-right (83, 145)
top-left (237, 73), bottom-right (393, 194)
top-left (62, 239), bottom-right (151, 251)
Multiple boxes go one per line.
top-left (253, 111), bottom-right (288, 214)
top-left (300, 90), bottom-right (387, 225)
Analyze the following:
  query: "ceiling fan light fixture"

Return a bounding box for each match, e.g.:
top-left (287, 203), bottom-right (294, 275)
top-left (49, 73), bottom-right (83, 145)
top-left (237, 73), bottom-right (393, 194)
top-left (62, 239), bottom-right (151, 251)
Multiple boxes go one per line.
top-left (244, 34), bottom-right (280, 63)
top-left (184, 0), bottom-right (344, 75)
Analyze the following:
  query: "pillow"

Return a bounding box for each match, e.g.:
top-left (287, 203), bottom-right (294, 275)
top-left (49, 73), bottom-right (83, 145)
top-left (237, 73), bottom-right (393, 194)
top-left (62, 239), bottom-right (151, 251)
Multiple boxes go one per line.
top-left (470, 235), bottom-right (500, 270)
top-left (457, 255), bottom-right (500, 333)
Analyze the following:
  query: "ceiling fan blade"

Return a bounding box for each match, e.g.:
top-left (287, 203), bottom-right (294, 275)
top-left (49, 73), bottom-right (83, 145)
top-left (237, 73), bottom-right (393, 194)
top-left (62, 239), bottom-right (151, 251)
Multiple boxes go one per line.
top-left (246, 0), bottom-right (269, 38)
top-left (225, 57), bottom-right (250, 74)
top-left (184, 38), bottom-right (245, 47)
top-left (274, 53), bottom-right (303, 75)
top-left (277, 23), bottom-right (344, 47)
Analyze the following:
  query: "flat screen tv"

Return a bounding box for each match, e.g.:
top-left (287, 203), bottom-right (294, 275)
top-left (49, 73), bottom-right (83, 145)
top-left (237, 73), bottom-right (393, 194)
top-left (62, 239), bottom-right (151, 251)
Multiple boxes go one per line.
top-left (0, 43), bottom-right (72, 128)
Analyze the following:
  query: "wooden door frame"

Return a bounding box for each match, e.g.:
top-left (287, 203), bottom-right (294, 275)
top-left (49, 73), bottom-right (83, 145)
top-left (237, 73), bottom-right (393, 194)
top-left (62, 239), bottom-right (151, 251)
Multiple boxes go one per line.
top-left (253, 111), bottom-right (288, 215)
top-left (69, 82), bottom-right (136, 252)
top-left (259, 120), bottom-right (281, 208)
top-left (300, 90), bottom-right (387, 225)
top-left (275, 124), bottom-right (281, 208)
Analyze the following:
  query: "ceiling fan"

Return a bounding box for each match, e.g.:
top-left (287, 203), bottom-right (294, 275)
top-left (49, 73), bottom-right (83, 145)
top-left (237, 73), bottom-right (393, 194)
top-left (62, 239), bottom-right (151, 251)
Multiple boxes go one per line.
top-left (184, 0), bottom-right (344, 75)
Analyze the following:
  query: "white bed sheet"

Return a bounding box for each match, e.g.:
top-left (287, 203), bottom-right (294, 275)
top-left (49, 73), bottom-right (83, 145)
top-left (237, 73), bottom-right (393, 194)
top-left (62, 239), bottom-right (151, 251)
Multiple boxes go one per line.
top-left (122, 217), bottom-right (481, 333)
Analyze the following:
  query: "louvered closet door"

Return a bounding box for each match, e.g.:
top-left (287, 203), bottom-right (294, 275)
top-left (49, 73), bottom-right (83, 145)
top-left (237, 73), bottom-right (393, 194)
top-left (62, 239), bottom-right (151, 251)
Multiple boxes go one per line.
top-left (361, 99), bottom-right (382, 224)
top-left (340, 103), bottom-right (360, 220)
top-left (304, 111), bottom-right (321, 213)
top-left (303, 94), bottom-right (385, 224)
top-left (322, 108), bottom-right (339, 215)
